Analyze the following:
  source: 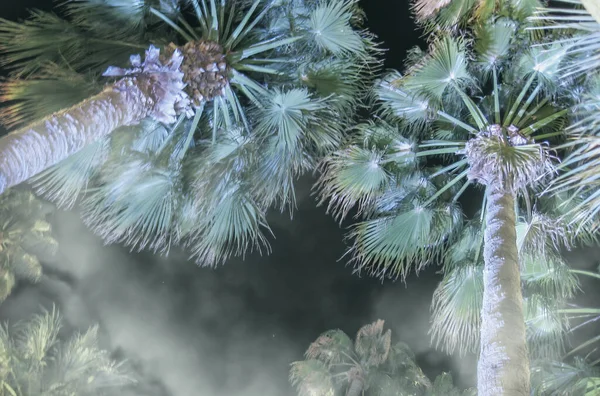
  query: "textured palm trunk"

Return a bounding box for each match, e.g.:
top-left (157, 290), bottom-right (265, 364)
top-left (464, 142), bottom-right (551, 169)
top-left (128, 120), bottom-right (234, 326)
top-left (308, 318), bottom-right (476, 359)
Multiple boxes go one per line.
top-left (478, 183), bottom-right (530, 395)
top-left (0, 80), bottom-right (155, 195)
top-left (346, 378), bottom-right (364, 396)
top-left (0, 44), bottom-right (223, 196)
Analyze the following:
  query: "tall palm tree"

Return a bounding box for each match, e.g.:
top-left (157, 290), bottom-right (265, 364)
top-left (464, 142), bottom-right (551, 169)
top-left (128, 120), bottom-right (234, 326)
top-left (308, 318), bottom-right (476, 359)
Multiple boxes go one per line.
top-left (315, 12), bottom-right (575, 395)
top-left (0, 189), bottom-right (58, 302)
top-left (0, 0), bottom-right (378, 265)
top-left (0, 306), bottom-right (135, 395)
top-left (289, 319), bottom-right (473, 396)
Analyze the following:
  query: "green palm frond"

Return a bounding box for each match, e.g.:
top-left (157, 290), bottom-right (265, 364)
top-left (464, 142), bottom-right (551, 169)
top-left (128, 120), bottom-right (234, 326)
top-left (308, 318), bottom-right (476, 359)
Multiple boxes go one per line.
top-left (531, 358), bottom-right (600, 396)
top-left (516, 212), bottom-right (571, 256)
top-left (430, 261), bottom-right (483, 354)
top-left (404, 36), bottom-right (474, 102)
top-left (289, 360), bottom-right (335, 396)
top-left (31, 138), bottom-right (109, 209)
top-left (463, 131), bottom-right (555, 191)
top-left (529, 0), bottom-right (600, 78)
top-left (316, 145), bottom-right (394, 221)
top-left (520, 253), bottom-right (578, 300)
top-left (305, 0), bottom-right (366, 56)
top-left (524, 295), bottom-right (568, 360)
top-left (81, 152), bottom-right (181, 254)
top-left (185, 183), bottom-right (271, 266)
top-left (473, 18), bottom-right (517, 73)
top-left (348, 199), bottom-right (461, 280)
top-left (376, 72), bottom-right (434, 130)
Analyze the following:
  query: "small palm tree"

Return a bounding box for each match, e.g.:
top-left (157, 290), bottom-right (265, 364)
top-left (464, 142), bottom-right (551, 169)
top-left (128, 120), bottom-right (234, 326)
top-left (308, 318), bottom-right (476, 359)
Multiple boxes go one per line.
top-left (0, 0), bottom-right (378, 265)
top-left (0, 189), bottom-right (58, 302)
top-left (289, 319), bottom-right (472, 396)
top-left (316, 9), bottom-right (576, 394)
top-left (0, 306), bottom-right (135, 395)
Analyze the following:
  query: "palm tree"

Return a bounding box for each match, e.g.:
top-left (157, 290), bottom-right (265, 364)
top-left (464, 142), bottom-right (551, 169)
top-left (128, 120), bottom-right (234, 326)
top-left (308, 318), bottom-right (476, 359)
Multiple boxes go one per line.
top-left (315, 11), bottom-right (576, 395)
top-left (0, 306), bottom-right (135, 395)
top-left (289, 319), bottom-right (473, 396)
top-left (0, 189), bottom-right (58, 302)
top-left (0, 0), bottom-right (378, 265)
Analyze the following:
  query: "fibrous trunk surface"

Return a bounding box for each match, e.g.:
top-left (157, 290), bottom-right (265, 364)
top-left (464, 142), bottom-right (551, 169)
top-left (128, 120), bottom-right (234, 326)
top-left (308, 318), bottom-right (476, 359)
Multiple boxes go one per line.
top-left (478, 183), bottom-right (530, 395)
top-left (0, 79), bottom-right (154, 195)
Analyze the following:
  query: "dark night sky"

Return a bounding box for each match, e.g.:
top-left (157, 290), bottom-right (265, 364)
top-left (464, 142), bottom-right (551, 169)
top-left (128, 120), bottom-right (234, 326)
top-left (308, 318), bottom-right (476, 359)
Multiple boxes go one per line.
top-left (1, 1), bottom-right (598, 396)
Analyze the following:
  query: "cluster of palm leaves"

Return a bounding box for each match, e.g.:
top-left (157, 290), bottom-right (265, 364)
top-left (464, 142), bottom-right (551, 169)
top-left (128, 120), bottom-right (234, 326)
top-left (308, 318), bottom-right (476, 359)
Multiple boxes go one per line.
top-left (0, 306), bottom-right (135, 395)
top-left (290, 319), bottom-right (474, 396)
top-left (0, 189), bottom-right (58, 302)
top-left (0, 0), bottom-right (379, 266)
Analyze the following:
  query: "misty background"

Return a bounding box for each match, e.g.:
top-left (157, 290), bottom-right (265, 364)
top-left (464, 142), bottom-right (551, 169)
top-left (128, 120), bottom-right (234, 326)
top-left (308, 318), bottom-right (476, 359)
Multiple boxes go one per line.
top-left (1, 1), bottom-right (600, 395)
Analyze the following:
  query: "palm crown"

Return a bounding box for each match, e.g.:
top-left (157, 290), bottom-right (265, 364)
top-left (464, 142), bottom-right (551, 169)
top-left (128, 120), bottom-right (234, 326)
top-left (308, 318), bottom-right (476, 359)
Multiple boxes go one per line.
top-left (0, 0), bottom-right (378, 266)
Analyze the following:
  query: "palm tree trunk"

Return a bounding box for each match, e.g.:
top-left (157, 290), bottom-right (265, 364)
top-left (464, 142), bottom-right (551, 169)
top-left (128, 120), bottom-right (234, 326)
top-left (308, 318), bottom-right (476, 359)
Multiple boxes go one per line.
top-left (346, 378), bottom-right (364, 396)
top-left (0, 46), bottom-right (187, 195)
top-left (478, 183), bottom-right (530, 395)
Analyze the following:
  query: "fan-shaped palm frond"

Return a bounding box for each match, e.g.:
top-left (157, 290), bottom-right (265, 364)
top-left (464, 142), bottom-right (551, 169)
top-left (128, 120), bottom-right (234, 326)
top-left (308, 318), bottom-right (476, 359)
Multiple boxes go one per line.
top-left (531, 358), bottom-right (600, 396)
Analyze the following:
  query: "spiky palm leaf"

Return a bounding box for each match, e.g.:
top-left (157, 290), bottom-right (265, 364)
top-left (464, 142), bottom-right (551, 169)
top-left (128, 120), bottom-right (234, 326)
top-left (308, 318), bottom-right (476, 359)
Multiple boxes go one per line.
top-left (0, 306), bottom-right (135, 395)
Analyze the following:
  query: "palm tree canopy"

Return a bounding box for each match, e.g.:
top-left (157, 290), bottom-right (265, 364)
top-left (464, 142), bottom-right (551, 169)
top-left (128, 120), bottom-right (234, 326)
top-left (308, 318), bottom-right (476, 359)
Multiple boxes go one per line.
top-left (0, 0), bottom-right (379, 266)
top-left (317, 14), bottom-right (572, 281)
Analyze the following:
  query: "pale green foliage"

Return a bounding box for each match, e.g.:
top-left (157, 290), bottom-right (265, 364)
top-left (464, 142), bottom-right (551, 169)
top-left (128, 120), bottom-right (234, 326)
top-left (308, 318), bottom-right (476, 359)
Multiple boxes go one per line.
top-left (317, 16), bottom-right (570, 280)
top-left (290, 320), bottom-right (472, 396)
top-left (0, 189), bottom-right (58, 302)
top-left (0, 0), bottom-right (380, 266)
top-left (0, 306), bottom-right (135, 395)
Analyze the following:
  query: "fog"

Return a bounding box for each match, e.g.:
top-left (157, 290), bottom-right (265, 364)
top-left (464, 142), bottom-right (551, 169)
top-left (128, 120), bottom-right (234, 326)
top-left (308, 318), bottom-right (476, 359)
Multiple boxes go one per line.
top-left (0, 176), bottom-right (462, 395)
